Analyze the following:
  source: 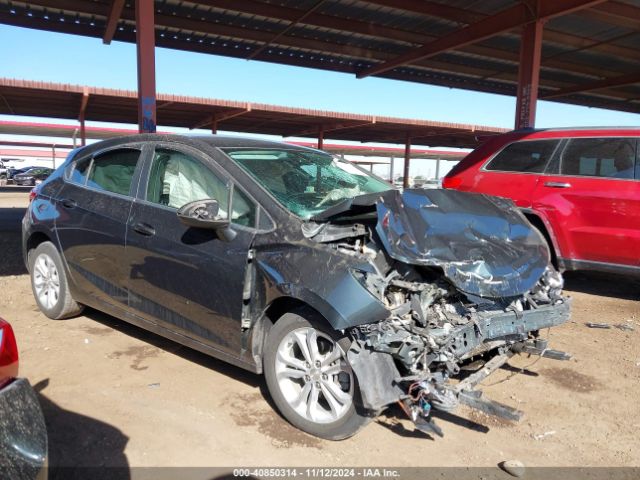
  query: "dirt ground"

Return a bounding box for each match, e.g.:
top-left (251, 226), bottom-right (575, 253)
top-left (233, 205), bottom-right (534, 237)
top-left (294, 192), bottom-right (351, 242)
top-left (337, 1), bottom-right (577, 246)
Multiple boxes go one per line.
top-left (1, 189), bottom-right (639, 478)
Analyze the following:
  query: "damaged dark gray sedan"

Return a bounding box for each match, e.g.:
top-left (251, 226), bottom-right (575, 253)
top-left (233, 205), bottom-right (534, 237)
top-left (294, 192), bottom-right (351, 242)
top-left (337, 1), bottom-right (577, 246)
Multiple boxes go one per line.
top-left (22, 135), bottom-right (571, 440)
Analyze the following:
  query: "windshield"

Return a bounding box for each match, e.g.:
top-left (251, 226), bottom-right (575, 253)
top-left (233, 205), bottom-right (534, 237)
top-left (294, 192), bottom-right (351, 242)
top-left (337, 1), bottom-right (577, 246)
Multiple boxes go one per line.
top-left (223, 148), bottom-right (392, 219)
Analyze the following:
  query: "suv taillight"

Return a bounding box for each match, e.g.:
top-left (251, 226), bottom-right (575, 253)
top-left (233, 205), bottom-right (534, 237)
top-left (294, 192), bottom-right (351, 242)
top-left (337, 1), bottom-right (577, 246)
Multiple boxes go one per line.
top-left (29, 188), bottom-right (37, 203)
top-left (442, 176), bottom-right (462, 189)
top-left (0, 320), bottom-right (19, 384)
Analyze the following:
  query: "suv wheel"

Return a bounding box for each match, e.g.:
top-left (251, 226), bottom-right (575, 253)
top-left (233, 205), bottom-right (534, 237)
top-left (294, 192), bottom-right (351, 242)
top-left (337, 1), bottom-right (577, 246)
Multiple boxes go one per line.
top-left (29, 241), bottom-right (84, 319)
top-left (263, 308), bottom-right (371, 440)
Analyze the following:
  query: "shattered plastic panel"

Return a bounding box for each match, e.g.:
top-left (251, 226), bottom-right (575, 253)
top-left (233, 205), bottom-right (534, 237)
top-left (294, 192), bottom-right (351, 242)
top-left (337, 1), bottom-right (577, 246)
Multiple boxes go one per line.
top-left (376, 189), bottom-right (549, 298)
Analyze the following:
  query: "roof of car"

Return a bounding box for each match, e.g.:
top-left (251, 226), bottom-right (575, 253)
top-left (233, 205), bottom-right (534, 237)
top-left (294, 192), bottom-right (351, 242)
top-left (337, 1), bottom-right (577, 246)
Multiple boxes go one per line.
top-left (196, 135), bottom-right (321, 151)
top-left (72, 133), bottom-right (323, 159)
top-left (483, 126), bottom-right (640, 144)
top-left (512, 127), bottom-right (640, 136)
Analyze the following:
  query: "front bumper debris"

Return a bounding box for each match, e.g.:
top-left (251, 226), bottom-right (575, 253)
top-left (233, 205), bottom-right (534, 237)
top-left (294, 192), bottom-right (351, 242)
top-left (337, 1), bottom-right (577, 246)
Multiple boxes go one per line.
top-left (349, 297), bottom-right (572, 437)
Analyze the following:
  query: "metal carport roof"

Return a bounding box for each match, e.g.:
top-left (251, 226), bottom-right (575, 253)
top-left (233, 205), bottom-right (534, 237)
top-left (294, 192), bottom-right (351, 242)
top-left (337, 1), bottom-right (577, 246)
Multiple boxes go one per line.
top-left (1, 0), bottom-right (640, 114)
top-left (0, 78), bottom-right (505, 148)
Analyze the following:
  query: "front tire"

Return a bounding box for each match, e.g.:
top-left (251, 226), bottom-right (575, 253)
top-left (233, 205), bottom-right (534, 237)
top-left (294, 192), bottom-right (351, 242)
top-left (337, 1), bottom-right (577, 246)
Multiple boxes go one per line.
top-left (263, 308), bottom-right (371, 440)
top-left (29, 241), bottom-right (84, 319)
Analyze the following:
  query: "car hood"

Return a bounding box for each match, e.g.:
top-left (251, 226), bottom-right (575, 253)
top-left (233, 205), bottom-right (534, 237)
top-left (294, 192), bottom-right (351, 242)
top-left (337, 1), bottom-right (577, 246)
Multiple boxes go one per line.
top-left (375, 189), bottom-right (549, 298)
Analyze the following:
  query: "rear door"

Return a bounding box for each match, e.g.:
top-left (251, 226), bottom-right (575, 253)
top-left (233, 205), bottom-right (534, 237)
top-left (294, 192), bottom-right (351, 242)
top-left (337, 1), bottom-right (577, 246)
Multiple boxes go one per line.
top-left (125, 144), bottom-right (259, 359)
top-left (532, 137), bottom-right (640, 267)
top-left (55, 145), bottom-right (144, 309)
top-left (470, 139), bottom-right (561, 208)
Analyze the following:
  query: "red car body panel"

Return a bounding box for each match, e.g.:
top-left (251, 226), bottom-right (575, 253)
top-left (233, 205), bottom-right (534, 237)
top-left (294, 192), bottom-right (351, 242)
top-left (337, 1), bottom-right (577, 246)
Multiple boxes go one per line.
top-left (444, 128), bottom-right (640, 272)
top-left (0, 319), bottom-right (19, 388)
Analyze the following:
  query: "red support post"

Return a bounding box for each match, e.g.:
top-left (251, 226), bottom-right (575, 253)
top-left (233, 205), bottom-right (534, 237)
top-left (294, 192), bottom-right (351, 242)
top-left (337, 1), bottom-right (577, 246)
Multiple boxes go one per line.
top-left (515, 20), bottom-right (544, 130)
top-left (317, 126), bottom-right (324, 150)
top-left (403, 133), bottom-right (411, 189)
top-left (80, 115), bottom-right (86, 146)
top-left (211, 118), bottom-right (218, 135)
top-left (79, 87), bottom-right (89, 146)
top-left (136, 0), bottom-right (156, 133)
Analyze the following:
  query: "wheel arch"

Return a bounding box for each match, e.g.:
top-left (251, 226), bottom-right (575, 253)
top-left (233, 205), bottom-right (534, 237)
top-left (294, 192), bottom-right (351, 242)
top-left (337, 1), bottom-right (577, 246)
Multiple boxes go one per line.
top-left (247, 294), bottom-right (338, 375)
top-left (522, 209), bottom-right (561, 269)
top-left (24, 231), bottom-right (53, 271)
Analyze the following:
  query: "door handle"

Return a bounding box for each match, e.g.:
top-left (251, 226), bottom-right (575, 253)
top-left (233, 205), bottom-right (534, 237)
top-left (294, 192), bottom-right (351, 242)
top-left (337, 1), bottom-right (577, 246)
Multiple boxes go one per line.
top-left (544, 181), bottom-right (572, 188)
top-left (133, 222), bottom-right (155, 237)
top-left (61, 198), bottom-right (77, 209)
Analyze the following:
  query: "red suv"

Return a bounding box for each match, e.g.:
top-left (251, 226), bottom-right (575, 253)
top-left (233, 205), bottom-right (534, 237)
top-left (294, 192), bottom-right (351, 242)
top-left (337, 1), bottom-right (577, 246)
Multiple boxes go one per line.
top-left (443, 127), bottom-right (640, 274)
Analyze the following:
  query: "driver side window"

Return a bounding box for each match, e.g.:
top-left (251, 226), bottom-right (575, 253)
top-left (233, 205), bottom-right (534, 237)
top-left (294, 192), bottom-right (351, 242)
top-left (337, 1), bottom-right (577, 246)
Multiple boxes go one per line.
top-left (146, 148), bottom-right (256, 227)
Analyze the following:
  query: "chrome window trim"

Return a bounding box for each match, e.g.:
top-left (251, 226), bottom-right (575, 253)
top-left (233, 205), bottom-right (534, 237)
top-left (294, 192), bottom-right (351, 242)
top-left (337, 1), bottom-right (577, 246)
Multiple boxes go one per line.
top-left (480, 135), bottom-right (640, 181)
top-left (480, 138), bottom-right (562, 175)
top-left (556, 136), bottom-right (638, 181)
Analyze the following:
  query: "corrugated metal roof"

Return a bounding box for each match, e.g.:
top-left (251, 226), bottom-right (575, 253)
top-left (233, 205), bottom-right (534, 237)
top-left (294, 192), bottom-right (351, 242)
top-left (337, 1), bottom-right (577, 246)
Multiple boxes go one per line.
top-left (1, 0), bottom-right (639, 114)
top-left (0, 121), bottom-right (469, 159)
top-left (0, 79), bottom-right (506, 148)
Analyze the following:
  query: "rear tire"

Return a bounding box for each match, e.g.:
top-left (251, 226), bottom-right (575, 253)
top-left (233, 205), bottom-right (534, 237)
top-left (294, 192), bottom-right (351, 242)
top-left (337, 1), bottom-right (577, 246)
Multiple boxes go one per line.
top-left (263, 308), bottom-right (372, 440)
top-left (29, 241), bottom-right (84, 319)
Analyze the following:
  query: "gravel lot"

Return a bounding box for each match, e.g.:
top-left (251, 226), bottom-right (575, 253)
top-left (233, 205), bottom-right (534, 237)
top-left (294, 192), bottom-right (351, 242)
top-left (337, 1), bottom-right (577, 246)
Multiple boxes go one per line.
top-left (1, 189), bottom-right (639, 479)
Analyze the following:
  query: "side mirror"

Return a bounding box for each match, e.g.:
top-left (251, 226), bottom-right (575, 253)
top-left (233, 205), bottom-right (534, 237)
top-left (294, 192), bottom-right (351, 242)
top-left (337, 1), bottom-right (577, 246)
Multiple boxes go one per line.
top-left (176, 199), bottom-right (235, 241)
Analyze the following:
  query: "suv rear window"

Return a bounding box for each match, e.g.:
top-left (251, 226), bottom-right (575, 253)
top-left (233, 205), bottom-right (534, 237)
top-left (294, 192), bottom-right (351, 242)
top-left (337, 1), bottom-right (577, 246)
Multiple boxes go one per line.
top-left (485, 139), bottom-right (559, 173)
top-left (560, 138), bottom-right (636, 179)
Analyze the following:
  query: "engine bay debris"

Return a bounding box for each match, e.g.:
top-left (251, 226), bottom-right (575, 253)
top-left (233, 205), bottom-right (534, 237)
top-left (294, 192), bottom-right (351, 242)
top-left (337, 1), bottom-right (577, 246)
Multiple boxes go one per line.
top-left (304, 189), bottom-right (572, 436)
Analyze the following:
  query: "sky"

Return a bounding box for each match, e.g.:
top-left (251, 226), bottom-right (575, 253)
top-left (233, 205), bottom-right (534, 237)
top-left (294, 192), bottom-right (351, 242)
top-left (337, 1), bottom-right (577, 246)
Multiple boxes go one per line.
top-left (1, 24), bottom-right (639, 178)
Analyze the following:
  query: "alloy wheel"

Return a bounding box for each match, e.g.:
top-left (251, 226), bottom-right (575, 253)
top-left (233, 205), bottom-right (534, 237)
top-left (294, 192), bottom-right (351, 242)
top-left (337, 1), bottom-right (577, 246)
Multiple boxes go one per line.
top-left (33, 253), bottom-right (60, 310)
top-left (274, 327), bottom-right (353, 424)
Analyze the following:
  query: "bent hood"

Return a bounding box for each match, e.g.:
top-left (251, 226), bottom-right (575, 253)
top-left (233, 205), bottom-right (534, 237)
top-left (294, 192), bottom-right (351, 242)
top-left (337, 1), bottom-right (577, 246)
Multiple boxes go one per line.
top-left (375, 189), bottom-right (549, 298)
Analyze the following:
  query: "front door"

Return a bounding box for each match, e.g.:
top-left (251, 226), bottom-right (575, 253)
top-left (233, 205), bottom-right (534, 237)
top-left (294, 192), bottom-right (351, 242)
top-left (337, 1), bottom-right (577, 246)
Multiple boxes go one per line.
top-left (125, 144), bottom-right (258, 358)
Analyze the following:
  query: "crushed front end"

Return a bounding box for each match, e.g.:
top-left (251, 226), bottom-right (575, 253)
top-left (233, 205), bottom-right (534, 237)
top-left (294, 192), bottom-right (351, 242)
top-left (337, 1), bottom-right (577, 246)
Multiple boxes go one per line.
top-left (347, 266), bottom-right (570, 436)
top-left (307, 189), bottom-right (572, 436)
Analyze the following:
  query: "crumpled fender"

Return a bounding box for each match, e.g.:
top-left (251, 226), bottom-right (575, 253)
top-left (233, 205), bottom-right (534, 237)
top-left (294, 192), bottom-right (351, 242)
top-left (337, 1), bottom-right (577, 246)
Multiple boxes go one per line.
top-left (376, 189), bottom-right (550, 298)
top-left (254, 251), bottom-right (390, 330)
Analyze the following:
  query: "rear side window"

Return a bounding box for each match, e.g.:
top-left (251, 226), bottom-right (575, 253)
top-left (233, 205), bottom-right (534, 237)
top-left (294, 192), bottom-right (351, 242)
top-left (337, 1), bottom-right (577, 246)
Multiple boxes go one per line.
top-left (485, 140), bottom-right (559, 173)
top-left (70, 158), bottom-right (91, 184)
top-left (560, 138), bottom-right (636, 179)
top-left (86, 149), bottom-right (141, 196)
top-left (70, 148), bottom-right (141, 195)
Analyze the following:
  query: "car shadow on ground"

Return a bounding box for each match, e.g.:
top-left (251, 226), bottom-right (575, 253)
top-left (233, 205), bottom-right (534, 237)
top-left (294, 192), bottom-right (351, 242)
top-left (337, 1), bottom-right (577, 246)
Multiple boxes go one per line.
top-left (83, 306), bottom-right (499, 441)
top-left (374, 402), bottom-right (490, 440)
top-left (82, 308), bottom-right (262, 390)
top-left (80, 308), bottom-right (288, 437)
top-left (563, 270), bottom-right (640, 301)
top-left (0, 230), bottom-right (27, 277)
top-left (32, 379), bottom-right (130, 480)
